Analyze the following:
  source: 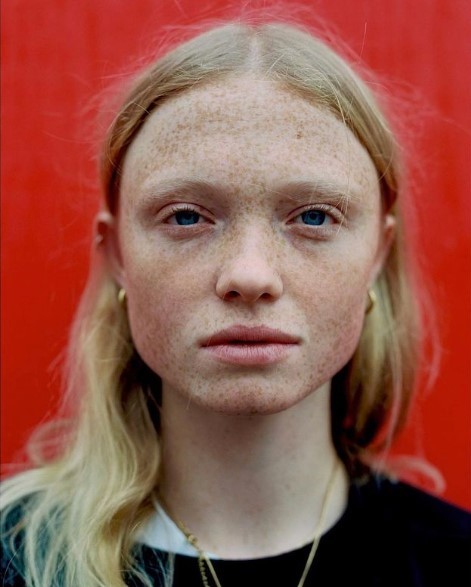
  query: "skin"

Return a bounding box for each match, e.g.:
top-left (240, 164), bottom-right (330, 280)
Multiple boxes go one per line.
top-left (100, 76), bottom-right (394, 557)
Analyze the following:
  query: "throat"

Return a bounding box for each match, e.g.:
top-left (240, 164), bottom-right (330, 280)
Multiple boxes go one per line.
top-left (158, 377), bottom-right (345, 558)
top-left (157, 458), bottom-right (348, 560)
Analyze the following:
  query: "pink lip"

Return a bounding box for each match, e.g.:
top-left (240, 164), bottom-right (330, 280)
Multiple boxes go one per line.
top-left (201, 325), bottom-right (300, 366)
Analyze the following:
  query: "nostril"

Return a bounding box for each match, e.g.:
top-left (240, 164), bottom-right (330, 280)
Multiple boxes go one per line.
top-left (216, 270), bottom-right (284, 303)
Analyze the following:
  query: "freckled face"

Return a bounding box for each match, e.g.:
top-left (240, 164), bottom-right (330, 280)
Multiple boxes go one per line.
top-left (116, 77), bottom-right (388, 415)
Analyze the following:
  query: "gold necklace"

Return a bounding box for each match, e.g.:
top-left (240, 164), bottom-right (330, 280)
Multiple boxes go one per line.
top-left (174, 462), bottom-right (339, 587)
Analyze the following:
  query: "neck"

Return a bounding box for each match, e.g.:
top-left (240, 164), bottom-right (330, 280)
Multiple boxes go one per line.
top-left (159, 383), bottom-right (348, 559)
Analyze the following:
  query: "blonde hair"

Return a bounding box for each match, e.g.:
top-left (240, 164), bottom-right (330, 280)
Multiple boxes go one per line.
top-left (1, 21), bottom-right (420, 587)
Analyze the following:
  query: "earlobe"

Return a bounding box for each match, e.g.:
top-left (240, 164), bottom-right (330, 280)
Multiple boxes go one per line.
top-left (94, 211), bottom-right (125, 286)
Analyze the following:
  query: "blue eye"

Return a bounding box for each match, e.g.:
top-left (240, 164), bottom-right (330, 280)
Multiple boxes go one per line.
top-left (300, 210), bottom-right (327, 225)
top-left (174, 210), bottom-right (201, 225)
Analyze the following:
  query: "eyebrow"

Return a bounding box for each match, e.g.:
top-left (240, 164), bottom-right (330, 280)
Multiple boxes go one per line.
top-left (140, 177), bottom-right (225, 202)
top-left (270, 179), bottom-right (365, 206)
top-left (138, 176), bottom-right (366, 210)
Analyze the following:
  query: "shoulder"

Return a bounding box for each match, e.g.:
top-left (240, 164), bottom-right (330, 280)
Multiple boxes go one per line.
top-left (1, 498), bottom-right (29, 587)
top-left (354, 474), bottom-right (471, 538)
top-left (346, 474), bottom-right (471, 585)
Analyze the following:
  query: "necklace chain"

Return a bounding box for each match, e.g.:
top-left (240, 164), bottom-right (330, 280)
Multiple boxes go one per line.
top-left (174, 462), bottom-right (339, 587)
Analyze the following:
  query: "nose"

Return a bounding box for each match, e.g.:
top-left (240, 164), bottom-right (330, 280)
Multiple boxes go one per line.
top-left (215, 227), bottom-right (283, 303)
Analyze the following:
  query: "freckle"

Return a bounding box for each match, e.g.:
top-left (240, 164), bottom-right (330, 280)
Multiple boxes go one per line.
top-left (296, 131), bottom-right (303, 139)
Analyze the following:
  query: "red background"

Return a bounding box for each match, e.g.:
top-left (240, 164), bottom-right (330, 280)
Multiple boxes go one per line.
top-left (2, 0), bottom-right (470, 509)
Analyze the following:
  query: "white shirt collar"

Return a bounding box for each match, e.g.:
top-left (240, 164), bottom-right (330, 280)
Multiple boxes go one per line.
top-left (136, 501), bottom-right (220, 559)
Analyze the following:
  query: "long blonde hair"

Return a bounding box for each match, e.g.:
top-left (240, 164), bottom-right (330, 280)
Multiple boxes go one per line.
top-left (1, 21), bottom-right (420, 587)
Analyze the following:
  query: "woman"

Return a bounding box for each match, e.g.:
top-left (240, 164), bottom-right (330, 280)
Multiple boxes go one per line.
top-left (1, 20), bottom-right (470, 587)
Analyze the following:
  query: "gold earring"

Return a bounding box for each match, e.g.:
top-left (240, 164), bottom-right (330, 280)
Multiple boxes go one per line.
top-left (366, 289), bottom-right (377, 314)
top-left (118, 288), bottom-right (127, 305)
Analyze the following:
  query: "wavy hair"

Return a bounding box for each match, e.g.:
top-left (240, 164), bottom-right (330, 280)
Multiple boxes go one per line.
top-left (1, 20), bottom-right (420, 587)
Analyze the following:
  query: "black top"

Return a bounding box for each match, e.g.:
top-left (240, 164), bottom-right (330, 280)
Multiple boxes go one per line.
top-left (2, 476), bottom-right (471, 586)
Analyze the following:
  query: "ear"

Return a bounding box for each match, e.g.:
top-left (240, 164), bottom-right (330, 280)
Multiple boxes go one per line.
top-left (369, 214), bottom-right (396, 285)
top-left (95, 211), bottom-right (126, 287)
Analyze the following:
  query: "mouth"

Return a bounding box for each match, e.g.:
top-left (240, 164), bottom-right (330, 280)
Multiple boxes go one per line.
top-left (201, 325), bottom-right (300, 366)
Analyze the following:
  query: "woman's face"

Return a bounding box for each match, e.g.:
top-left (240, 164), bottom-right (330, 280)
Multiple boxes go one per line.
top-left (111, 77), bottom-right (392, 415)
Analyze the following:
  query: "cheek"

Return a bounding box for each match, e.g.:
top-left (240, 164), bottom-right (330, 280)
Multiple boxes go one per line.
top-left (291, 247), bottom-right (369, 303)
top-left (292, 256), bottom-right (370, 370)
top-left (124, 251), bottom-right (206, 374)
top-left (315, 300), bottom-right (365, 372)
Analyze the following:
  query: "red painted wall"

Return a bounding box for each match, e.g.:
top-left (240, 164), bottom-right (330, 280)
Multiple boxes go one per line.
top-left (2, 0), bottom-right (470, 509)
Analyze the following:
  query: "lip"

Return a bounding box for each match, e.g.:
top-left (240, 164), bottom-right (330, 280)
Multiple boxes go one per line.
top-left (201, 325), bottom-right (300, 366)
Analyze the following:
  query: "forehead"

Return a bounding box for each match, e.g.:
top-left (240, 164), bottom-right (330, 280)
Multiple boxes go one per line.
top-left (121, 76), bottom-right (379, 198)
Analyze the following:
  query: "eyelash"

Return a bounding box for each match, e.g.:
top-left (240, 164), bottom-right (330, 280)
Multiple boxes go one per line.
top-left (162, 203), bottom-right (342, 228)
top-left (164, 204), bottom-right (209, 225)
top-left (288, 204), bottom-right (340, 227)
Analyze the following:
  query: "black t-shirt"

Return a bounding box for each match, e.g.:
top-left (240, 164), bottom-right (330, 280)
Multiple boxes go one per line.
top-left (2, 476), bottom-right (471, 586)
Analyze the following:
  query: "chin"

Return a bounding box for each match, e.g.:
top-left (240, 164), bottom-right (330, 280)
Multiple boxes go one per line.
top-left (186, 383), bottom-right (321, 417)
